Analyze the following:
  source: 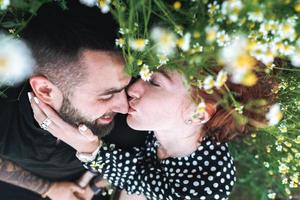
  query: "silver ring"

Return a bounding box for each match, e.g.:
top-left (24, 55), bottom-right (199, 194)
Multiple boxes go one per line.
top-left (40, 118), bottom-right (52, 131)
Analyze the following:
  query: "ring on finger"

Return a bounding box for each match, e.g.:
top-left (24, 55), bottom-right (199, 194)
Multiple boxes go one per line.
top-left (40, 117), bottom-right (52, 131)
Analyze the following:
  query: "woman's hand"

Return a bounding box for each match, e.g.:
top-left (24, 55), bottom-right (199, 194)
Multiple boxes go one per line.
top-left (28, 92), bottom-right (100, 153)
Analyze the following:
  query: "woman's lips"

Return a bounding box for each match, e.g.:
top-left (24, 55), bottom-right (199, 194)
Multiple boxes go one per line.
top-left (128, 104), bottom-right (137, 115)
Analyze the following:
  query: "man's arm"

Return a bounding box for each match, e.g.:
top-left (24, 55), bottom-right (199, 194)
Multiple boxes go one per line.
top-left (0, 156), bottom-right (51, 195)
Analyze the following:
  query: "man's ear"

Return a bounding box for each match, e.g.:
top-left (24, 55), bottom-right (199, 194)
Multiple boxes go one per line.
top-left (29, 75), bottom-right (63, 111)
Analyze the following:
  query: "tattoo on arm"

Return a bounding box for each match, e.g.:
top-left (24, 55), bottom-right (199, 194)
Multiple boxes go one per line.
top-left (0, 156), bottom-right (51, 195)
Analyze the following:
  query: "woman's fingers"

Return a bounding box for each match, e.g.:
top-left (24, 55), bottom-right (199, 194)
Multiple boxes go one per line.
top-left (28, 92), bottom-right (61, 137)
top-left (28, 92), bottom-right (47, 124)
top-left (78, 125), bottom-right (98, 142)
top-left (28, 92), bottom-right (61, 122)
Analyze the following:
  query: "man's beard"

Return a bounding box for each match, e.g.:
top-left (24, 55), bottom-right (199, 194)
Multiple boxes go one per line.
top-left (58, 96), bottom-right (114, 138)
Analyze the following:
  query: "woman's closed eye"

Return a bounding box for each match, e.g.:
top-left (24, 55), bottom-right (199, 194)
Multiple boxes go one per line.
top-left (149, 78), bottom-right (160, 87)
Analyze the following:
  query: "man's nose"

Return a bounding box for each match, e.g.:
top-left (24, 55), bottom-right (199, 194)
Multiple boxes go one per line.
top-left (111, 90), bottom-right (129, 114)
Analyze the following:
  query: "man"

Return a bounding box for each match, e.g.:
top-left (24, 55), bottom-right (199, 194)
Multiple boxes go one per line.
top-left (0, 2), bottom-right (145, 200)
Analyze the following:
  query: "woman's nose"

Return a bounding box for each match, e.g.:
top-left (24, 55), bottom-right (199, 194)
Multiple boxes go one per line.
top-left (127, 79), bottom-right (144, 100)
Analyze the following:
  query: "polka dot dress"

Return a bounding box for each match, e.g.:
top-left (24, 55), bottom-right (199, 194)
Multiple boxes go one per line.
top-left (84, 133), bottom-right (236, 200)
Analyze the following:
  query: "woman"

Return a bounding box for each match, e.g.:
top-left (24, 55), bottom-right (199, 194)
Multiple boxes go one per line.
top-left (29, 68), bottom-right (274, 200)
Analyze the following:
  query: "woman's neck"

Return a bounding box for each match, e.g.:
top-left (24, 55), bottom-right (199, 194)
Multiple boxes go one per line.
top-left (154, 127), bottom-right (204, 159)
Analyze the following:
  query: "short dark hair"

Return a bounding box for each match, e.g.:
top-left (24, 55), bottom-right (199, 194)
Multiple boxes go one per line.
top-left (21, 1), bottom-right (119, 94)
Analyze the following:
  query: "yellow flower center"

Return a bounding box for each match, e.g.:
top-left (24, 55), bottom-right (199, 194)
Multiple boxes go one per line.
top-left (173, 1), bottom-right (182, 10)
top-left (234, 54), bottom-right (256, 70)
top-left (98, 0), bottom-right (107, 7)
top-left (283, 24), bottom-right (292, 33)
top-left (295, 3), bottom-right (300, 12)
top-left (206, 31), bottom-right (216, 41)
top-left (0, 56), bottom-right (8, 71)
top-left (193, 31), bottom-right (201, 39)
top-left (176, 38), bottom-right (185, 48)
top-left (160, 34), bottom-right (173, 46)
top-left (241, 72), bottom-right (257, 86)
top-left (134, 39), bottom-right (146, 48)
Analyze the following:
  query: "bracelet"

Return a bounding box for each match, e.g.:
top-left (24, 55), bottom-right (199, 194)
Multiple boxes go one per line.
top-left (76, 140), bottom-right (103, 163)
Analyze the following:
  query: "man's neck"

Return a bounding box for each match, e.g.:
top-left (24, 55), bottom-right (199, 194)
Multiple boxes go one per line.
top-left (154, 126), bottom-right (204, 159)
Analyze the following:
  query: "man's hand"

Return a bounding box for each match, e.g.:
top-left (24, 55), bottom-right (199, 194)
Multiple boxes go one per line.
top-left (45, 182), bottom-right (84, 200)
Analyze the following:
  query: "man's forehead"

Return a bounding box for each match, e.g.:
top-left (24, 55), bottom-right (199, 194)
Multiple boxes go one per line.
top-left (78, 50), bottom-right (130, 94)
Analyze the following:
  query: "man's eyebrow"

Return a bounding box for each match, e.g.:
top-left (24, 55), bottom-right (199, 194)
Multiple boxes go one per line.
top-left (99, 85), bottom-right (128, 96)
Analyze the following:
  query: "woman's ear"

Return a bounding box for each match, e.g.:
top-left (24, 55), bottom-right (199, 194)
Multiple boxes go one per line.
top-left (185, 101), bottom-right (217, 125)
top-left (29, 75), bottom-right (63, 111)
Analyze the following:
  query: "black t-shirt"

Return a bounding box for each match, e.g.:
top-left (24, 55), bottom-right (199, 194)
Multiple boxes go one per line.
top-left (0, 82), bottom-right (147, 181)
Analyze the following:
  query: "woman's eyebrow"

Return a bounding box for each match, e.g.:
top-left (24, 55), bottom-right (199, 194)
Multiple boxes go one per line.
top-left (156, 70), bottom-right (172, 82)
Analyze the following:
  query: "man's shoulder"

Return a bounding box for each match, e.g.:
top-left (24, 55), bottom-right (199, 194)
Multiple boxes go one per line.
top-left (0, 83), bottom-right (25, 103)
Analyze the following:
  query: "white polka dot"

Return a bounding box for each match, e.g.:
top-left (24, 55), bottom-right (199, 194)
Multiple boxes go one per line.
top-left (211, 155), bottom-right (217, 160)
top-left (211, 166), bottom-right (216, 171)
top-left (197, 156), bottom-right (203, 160)
top-left (204, 150), bottom-right (209, 155)
top-left (208, 176), bottom-right (214, 181)
top-left (209, 145), bottom-right (215, 150)
top-left (214, 194), bottom-right (220, 199)
top-left (213, 183), bottom-right (219, 188)
top-left (226, 174), bottom-right (231, 179)
top-left (193, 181), bottom-right (200, 186)
top-left (183, 180), bottom-right (189, 184)
top-left (192, 161), bottom-right (198, 165)
top-left (218, 161), bottom-right (224, 166)
top-left (204, 161), bottom-right (210, 166)
top-left (200, 196), bottom-right (206, 200)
